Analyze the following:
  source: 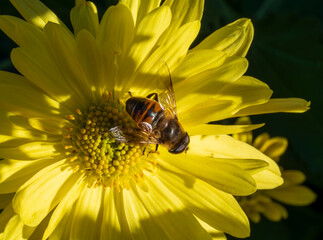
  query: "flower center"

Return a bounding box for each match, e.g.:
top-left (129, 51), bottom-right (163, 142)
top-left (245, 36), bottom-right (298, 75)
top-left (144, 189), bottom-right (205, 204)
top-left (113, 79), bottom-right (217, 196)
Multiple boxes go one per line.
top-left (63, 93), bottom-right (157, 190)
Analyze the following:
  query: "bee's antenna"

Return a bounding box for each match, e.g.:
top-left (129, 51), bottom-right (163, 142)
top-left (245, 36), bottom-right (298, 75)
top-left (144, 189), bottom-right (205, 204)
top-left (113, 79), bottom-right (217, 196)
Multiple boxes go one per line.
top-left (185, 147), bottom-right (190, 154)
top-left (160, 59), bottom-right (171, 78)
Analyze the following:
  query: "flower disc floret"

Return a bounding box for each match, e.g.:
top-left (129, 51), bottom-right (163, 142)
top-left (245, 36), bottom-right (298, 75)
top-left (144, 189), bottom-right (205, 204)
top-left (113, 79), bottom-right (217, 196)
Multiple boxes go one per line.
top-left (63, 93), bottom-right (157, 190)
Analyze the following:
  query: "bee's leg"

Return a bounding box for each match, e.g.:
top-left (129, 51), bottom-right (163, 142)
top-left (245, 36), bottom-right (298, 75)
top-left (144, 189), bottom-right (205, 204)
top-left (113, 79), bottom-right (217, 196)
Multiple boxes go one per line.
top-left (155, 144), bottom-right (159, 152)
top-left (142, 137), bottom-right (151, 155)
top-left (146, 93), bottom-right (159, 102)
top-left (138, 122), bottom-right (152, 134)
top-left (185, 146), bottom-right (189, 153)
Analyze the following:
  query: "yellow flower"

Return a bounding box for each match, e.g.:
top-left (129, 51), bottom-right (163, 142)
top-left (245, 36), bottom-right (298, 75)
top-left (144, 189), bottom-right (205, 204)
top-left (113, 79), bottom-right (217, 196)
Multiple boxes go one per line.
top-left (234, 117), bottom-right (317, 223)
top-left (0, 0), bottom-right (310, 239)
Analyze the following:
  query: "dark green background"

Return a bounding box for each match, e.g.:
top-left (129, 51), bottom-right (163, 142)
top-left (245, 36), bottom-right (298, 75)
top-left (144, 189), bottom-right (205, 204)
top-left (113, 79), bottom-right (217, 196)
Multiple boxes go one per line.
top-left (0, 0), bottom-right (322, 239)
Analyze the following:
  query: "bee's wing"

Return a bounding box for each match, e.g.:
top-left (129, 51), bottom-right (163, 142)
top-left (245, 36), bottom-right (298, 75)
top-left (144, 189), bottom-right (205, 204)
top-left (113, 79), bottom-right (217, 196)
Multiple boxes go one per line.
top-left (157, 60), bottom-right (178, 118)
top-left (108, 126), bottom-right (160, 144)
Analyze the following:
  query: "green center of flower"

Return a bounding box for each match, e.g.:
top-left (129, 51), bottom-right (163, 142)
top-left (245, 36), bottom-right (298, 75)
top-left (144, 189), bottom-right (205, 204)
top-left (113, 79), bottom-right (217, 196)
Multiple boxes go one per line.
top-left (63, 93), bottom-right (157, 190)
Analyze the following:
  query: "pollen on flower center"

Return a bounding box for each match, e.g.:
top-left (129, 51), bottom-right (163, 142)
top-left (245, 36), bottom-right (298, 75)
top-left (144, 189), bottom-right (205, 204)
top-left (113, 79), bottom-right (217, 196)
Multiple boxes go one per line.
top-left (63, 93), bottom-right (158, 190)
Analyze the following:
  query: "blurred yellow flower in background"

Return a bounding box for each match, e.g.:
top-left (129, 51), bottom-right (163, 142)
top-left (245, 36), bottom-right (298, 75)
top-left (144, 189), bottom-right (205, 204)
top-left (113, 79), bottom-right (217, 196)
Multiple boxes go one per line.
top-left (234, 117), bottom-right (317, 223)
top-left (0, 0), bottom-right (311, 239)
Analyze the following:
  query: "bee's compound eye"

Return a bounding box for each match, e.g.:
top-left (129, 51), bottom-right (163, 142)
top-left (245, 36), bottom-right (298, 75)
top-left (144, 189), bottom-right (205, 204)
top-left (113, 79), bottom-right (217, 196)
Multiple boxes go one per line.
top-left (168, 132), bottom-right (190, 154)
top-left (153, 129), bottom-right (161, 138)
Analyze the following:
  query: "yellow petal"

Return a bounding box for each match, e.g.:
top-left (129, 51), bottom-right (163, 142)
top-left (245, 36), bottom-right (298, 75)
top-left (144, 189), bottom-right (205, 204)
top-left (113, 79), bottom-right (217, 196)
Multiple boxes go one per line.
top-left (70, 0), bottom-right (99, 36)
top-left (43, 22), bottom-right (94, 106)
top-left (28, 118), bottom-right (72, 135)
top-left (70, 186), bottom-right (103, 240)
top-left (28, 212), bottom-right (52, 240)
top-left (232, 117), bottom-right (253, 145)
top-left (126, 21), bottom-right (200, 101)
top-left (235, 116), bottom-right (252, 125)
top-left (164, 0), bottom-right (204, 23)
top-left (12, 160), bottom-right (76, 227)
top-left (125, 4), bottom-right (171, 64)
top-left (281, 170), bottom-right (306, 187)
top-left (0, 135), bottom-right (14, 146)
top-left (100, 188), bottom-right (129, 240)
top-left (45, 198), bottom-right (76, 240)
top-left (0, 137), bottom-right (59, 149)
top-left (128, 20), bottom-right (200, 96)
top-left (123, 189), bottom-right (168, 240)
top-left (0, 110), bottom-right (53, 142)
top-left (146, 20), bottom-right (200, 71)
top-left (159, 0), bottom-right (204, 44)
top-left (119, 0), bottom-right (161, 25)
top-left (193, 18), bottom-right (253, 57)
top-left (118, 0), bottom-right (139, 24)
top-left (75, 29), bottom-right (106, 99)
top-left (233, 98), bottom-right (310, 117)
top-left (266, 186), bottom-right (317, 206)
top-left (0, 82), bottom-right (61, 119)
top-left (253, 132), bottom-right (270, 150)
top-left (259, 137), bottom-right (288, 160)
top-left (10, 48), bottom-right (83, 110)
top-left (0, 159), bottom-right (47, 194)
top-left (0, 15), bottom-right (44, 48)
top-left (233, 20), bottom-right (254, 57)
top-left (172, 49), bottom-right (226, 81)
top-left (0, 194), bottom-right (14, 209)
top-left (197, 219), bottom-right (227, 240)
top-left (158, 169), bottom-right (250, 238)
top-left (132, 177), bottom-right (212, 240)
top-left (176, 57), bottom-right (248, 111)
top-left (101, 42), bottom-right (119, 94)
top-left (1, 15), bottom-right (82, 107)
top-left (273, 202), bottom-right (288, 220)
top-left (42, 176), bottom-right (84, 240)
top-left (180, 100), bottom-right (233, 127)
top-left (159, 149), bottom-right (256, 196)
top-left (247, 211), bottom-right (261, 223)
top-left (179, 76), bottom-right (272, 126)
top-left (213, 76), bottom-right (272, 110)
top-left (10, 0), bottom-right (64, 28)
top-left (232, 131), bottom-right (253, 145)
top-left (209, 158), bottom-right (269, 175)
top-left (187, 123), bottom-right (264, 136)
top-left (3, 214), bottom-right (35, 240)
top-left (261, 201), bottom-right (285, 222)
top-left (0, 203), bottom-right (15, 234)
top-left (97, 3), bottom-right (134, 53)
top-left (116, 5), bottom-right (171, 95)
top-left (0, 141), bottom-right (62, 160)
top-left (176, 57), bottom-right (250, 124)
top-left (188, 135), bottom-right (283, 189)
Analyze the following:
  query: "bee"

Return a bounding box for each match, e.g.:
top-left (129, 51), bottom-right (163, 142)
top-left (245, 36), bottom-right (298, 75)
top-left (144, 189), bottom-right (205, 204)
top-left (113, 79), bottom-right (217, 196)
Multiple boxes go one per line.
top-left (110, 65), bottom-right (189, 154)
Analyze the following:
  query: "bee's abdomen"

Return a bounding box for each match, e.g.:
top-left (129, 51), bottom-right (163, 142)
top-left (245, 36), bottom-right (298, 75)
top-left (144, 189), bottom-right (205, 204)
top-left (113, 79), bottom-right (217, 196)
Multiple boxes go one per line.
top-left (126, 97), bottom-right (163, 126)
top-left (126, 98), bottom-right (145, 117)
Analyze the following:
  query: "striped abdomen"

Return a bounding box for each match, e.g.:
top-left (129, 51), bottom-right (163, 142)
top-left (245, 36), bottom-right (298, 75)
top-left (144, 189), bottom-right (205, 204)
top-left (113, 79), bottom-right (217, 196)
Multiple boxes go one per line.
top-left (126, 97), bottom-right (164, 128)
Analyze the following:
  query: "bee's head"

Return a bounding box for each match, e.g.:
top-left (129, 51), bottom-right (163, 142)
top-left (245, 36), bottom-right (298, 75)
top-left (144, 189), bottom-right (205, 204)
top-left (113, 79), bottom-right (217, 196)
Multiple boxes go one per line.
top-left (160, 118), bottom-right (190, 154)
top-left (168, 132), bottom-right (190, 154)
